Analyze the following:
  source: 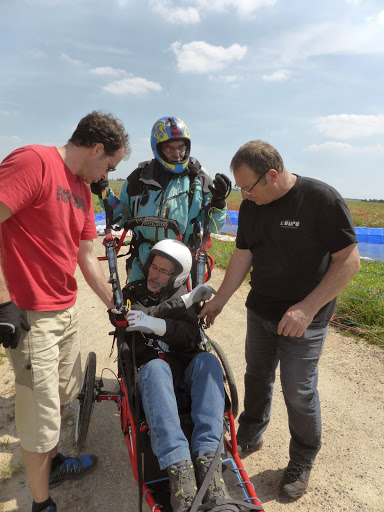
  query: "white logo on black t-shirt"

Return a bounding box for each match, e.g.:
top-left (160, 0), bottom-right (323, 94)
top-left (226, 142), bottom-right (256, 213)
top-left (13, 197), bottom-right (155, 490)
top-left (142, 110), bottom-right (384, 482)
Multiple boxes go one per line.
top-left (280, 220), bottom-right (300, 229)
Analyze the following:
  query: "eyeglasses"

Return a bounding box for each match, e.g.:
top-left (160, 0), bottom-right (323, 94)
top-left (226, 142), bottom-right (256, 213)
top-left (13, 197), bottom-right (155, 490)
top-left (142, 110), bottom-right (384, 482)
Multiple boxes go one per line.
top-left (107, 155), bottom-right (116, 173)
top-left (234, 169), bottom-right (270, 195)
top-left (149, 263), bottom-right (174, 276)
top-left (162, 144), bottom-right (187, 156)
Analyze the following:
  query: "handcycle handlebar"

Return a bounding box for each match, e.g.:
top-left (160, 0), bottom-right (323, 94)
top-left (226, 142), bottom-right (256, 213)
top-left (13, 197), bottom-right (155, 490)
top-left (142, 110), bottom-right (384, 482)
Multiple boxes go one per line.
top-left (105, 239), bottom-right (124, 312)
top-left (123, 217), bottom-right (181, 238)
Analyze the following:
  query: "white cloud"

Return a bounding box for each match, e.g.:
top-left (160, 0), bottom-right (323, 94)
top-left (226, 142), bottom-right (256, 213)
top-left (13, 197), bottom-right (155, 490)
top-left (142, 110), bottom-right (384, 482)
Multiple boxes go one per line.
top-left (313, 114), bottom-right (384, 139)
top-left (345, 0), bottom-right (361, 4)
top-left (262, 69), bottom-right (290, 82)
top-left (103, 76), bottom-right (162, 96)
top-left (90, 66), bottom-right (126, 77)
top-left (195, 0), bottom-right (276, 16)
top-left (60, 53), bottom-right (82, 66)
top-left (0, 110), bottom-right (12, 116)
top-left (170, 41), bottom-right (247, 74)
top-left (149, 0), bottom-right (275, 23)
top-left (149, 0), bottom-right (200, 24)
top-left (307, 141), bottom-right (354, 152)
top-left (307, 141), bottom-right (384, 153)
top-left (274, 17), bottom-right (384, 66)
top-left (378, 11), bottom-right (384, 25)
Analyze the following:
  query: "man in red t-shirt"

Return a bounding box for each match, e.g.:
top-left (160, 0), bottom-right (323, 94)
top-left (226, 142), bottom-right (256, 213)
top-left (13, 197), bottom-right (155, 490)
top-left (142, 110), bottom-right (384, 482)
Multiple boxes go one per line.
top-left (0, 111), bottom-right (130, 512)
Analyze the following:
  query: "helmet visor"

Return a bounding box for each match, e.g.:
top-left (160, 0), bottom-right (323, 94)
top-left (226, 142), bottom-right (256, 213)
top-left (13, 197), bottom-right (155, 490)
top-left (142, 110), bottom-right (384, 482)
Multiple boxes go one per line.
top-left (158, 140), bottom-right (190, 165)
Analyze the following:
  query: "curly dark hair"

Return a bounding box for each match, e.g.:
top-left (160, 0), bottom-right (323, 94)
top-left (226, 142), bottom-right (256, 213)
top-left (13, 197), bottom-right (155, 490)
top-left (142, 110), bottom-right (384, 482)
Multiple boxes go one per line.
top-left (68, 110), bottom-right (131, 158)
top-left (230, 140), bottom-right (284, 181)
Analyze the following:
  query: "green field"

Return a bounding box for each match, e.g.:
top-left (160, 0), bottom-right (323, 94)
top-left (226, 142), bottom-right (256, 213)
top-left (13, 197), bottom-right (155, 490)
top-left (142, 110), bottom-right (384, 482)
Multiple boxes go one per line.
top-left (95, 182), bottom-right (384, 228)
top-left (346, 200), bottom-right (384, 228)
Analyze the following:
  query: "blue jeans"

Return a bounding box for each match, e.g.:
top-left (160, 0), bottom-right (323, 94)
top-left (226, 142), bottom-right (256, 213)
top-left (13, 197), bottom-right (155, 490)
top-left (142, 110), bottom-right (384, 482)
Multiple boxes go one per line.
top-left (238, 309), bottom-right (327, 466)
top-left (138, 352), bottom-right (225, 470)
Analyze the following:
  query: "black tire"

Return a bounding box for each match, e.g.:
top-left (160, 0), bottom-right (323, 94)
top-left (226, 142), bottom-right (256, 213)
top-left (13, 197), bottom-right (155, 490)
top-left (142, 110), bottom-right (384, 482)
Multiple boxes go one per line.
top-left (75, 351), bottom-right (96, 448)
top-left (207, 337), bottom-right (239, 419)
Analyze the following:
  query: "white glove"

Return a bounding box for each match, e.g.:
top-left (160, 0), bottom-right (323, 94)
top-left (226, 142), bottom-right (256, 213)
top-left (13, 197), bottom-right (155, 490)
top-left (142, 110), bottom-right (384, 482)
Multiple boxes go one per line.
top-left (181, 284), bottom-right (216, 310)
top-left (126, 311), bottom-right (166, 336)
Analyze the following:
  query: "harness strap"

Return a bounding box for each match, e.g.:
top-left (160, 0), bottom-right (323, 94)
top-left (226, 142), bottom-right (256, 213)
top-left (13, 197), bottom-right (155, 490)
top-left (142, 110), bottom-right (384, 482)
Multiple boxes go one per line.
top-left (189, 433), bottom-right (224, 512)
top-left (125, 231), bottom-right (153, 276)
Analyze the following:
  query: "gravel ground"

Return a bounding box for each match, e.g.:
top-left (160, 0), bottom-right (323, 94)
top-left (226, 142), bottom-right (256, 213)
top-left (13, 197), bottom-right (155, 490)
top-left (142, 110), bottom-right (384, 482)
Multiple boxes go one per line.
top-left (1, 238), bottom-right (383, 512)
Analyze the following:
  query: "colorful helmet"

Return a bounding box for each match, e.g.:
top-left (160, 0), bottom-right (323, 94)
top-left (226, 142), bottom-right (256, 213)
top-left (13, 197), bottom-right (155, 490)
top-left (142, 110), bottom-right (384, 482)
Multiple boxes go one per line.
top-left (150, 116), bottom-right (191, 174)
top-left (145, 239), bottom-right (192, 289)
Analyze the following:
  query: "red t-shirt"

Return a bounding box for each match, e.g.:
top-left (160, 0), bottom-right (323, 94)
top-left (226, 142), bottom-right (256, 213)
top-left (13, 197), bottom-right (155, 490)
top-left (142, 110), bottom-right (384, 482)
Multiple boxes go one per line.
top-left (0, 145), bottom-right (97, 311)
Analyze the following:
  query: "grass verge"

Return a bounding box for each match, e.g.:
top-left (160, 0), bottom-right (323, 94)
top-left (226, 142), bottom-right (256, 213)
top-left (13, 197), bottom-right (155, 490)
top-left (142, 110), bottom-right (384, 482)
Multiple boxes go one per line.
top-left (333, 259), bottom-right (384, 348)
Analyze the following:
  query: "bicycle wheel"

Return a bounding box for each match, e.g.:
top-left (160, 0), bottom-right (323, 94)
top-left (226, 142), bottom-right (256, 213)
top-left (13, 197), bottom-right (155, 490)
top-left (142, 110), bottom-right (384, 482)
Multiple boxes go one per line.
top-left (75, 351), bottom-right (96, 448)
top-left (206, 337), bottom-right (239, 419)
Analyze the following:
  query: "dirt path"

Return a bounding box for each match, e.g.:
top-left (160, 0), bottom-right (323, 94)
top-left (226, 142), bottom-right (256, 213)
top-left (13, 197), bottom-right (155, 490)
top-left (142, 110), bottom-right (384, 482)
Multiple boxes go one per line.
top-left (1, 238), bottom-right (383, 512)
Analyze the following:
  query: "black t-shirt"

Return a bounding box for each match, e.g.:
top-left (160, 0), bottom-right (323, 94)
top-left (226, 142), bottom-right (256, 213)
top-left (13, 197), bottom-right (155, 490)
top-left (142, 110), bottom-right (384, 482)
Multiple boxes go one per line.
top-left (236, 175), bottom-right (357, 326)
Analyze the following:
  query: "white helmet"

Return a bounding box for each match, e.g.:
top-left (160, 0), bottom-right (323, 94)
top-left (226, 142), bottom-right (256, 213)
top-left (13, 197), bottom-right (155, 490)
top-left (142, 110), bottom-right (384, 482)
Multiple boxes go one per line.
top-left (147, 239), bottom-right (192, 289)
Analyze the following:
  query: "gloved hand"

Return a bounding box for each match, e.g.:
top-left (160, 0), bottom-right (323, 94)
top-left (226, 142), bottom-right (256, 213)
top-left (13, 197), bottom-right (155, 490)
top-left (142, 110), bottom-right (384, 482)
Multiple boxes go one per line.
top-left (108, 309), bottom-right (127, 328)
top-left (90, 178), bottom-right (109, 198)
top-left (126, 311), bottom-right (166, 336)
top-left (0, 301), bottom-right (31, 349)
top-left (208, 173), bottom-right (231, 209)
top-left (181, 284), bottom-right (216, 310)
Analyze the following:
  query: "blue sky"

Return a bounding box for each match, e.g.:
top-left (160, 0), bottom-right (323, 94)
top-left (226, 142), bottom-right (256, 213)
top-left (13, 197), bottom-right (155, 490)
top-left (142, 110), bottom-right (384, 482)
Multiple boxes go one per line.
top-left (1, 0), bottom-right (384, 199)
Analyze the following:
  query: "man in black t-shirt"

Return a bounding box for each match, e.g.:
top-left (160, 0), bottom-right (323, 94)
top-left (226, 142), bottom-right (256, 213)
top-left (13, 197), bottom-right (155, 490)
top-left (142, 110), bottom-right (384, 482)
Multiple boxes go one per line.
top-left (199, 140), bottom-right (360, 499)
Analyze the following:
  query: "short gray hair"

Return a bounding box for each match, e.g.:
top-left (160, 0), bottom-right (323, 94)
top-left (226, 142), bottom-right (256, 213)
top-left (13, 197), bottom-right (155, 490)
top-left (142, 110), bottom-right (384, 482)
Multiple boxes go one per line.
top-left (230, 140), bottom-right (284, 178)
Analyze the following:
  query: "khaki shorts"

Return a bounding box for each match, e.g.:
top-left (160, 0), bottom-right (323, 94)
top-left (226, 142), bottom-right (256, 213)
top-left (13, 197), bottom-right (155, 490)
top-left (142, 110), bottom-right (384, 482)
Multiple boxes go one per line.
top-left (6, 304), bottom-right (81, 453)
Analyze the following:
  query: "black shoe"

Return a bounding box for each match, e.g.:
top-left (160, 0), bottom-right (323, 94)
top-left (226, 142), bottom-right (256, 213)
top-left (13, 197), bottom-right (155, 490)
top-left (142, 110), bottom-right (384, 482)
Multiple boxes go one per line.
top-left (32, 503), bottom-right (57, 512)
top-left (49, 453), bottom-right (97, 488)
top-left (237, 437), bottom-right (264, 457)
top-left (32, 497), bottom-right (57, 512)
top-left (280, 459), bottom-right (312, 499)
top-left (167, 460), bottom-right (197, 512)
top-left (194, 452), bottom-right (230, 507)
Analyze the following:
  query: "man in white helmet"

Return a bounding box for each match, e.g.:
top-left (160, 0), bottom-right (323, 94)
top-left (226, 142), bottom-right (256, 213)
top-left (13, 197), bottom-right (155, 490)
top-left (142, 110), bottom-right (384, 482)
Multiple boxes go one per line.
top-left (110, 239), bottom-right (230, 512)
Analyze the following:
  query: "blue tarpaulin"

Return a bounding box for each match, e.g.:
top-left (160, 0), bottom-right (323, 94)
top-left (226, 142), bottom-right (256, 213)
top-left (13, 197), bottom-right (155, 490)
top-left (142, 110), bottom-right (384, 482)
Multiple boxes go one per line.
top-left (95, 210), bottom-right (384, 262)
top-left (95, 211), bottom-right (106, 224)
top-left (219, 212), bottom-right (384, 262)
top-left (354, 227), bottom-right (384, 262)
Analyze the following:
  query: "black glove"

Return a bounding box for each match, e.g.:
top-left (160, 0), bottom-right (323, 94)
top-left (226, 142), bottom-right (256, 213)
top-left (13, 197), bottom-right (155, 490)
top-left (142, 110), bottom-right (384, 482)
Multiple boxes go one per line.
top-left (108, 309), bottom-right (127, 328)
top-left (90, 179), bottom-right (109, 198)
top-left (208, 173), bottom-right (231, 209)
top-left (0, 301), bottom-right (31, 349)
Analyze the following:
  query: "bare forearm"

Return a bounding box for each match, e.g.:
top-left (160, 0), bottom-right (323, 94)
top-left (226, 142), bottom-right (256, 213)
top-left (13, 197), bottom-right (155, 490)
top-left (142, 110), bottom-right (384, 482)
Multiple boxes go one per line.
top-left (77, 242), bottom-right (114, 309)
top-left (0, 230), bottom-right (11, 303)
top-left (216, 248), bottom-right (252, 305)
top-left (0, 265), bottom-right (11, 302)
top-left (302, 245), bottom-right (360, 315)
top-left (278, 244), bottom-right (360, 337)
top-left (199, 248), bottom-right (252, 326)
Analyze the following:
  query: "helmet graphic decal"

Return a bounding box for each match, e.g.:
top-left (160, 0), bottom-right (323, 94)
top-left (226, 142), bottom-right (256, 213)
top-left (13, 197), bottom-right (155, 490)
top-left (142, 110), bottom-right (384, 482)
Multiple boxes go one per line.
top-left (150, 116), bottom-right (191, 174)
top-left (153, 119), bottom-right (168, 143)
